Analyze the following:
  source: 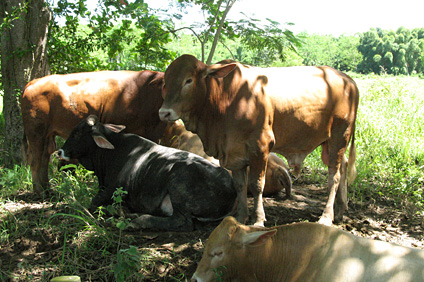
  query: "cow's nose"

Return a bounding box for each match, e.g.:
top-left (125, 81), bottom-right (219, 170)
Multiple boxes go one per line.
top-left (57, 149), bottom-right (70, 161)
top-left (159, 108), bottom-right (171, 121)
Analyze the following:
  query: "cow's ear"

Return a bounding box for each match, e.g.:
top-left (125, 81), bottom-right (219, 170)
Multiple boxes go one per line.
top-left (104, 124), bottom-right (126, 133)
top-left (92, 135), bottom-right (115, 149)
top-left (241, 229), bottom-right (277, 247)
top-left (149, 75), bottom-right (164, 87)
top-left (206, 63), bottom-right (237, 78)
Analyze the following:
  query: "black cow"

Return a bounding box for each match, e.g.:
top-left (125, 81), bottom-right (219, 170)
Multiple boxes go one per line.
top-left (57, 115), bottom-right (237, 231)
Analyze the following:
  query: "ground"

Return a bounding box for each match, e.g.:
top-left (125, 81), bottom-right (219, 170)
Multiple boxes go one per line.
top-left (1, 180), bottom-right (423, 281)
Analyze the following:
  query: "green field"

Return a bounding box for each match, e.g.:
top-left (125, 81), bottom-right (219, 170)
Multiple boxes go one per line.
top-left (1, 74), bottom-right (423, 281)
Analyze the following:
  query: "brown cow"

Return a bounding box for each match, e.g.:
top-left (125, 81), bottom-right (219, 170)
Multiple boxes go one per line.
top-left (21, 70), bottom-right (166, 194)
top-left (160, 120), bottom-right (291, 197)
top-left (160, 120), bottom-right (218, 164)
top-left (159, 55), bottom-right (358, 226)
top-left (192, 216), bottom-right (424, 282)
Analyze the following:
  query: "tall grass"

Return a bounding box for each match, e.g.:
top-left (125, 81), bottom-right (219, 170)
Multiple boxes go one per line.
top-left (354, 74), bottom-right (424, 212)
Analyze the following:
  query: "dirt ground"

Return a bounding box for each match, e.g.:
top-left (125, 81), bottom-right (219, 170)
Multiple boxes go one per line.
top-left (1, 182), bottom-right (423, 281)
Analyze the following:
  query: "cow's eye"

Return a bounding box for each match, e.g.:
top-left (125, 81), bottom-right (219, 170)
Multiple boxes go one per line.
top-left (185, 78), bottom-right (193, 85)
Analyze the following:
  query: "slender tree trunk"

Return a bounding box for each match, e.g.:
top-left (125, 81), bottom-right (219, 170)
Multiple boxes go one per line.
top-left (0, 0), bottom-right (51, 165)
top-left (206, 0), bottom-right (236, 64)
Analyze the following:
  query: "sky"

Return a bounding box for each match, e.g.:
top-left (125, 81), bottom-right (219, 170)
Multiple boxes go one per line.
top-left (145, 0), bottom-right (423, 36)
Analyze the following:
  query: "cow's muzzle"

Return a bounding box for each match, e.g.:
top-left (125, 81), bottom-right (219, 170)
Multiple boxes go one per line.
top-left (56, 149), bottom-right (70, 161)
top-left (159, 107), bottom-right (179, 122)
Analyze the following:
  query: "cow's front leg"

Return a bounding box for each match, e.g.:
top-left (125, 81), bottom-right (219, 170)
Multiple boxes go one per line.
top-left (232, 167), bottom-right (249, 224)
top-left (248, 154), bottom-right (268, 227)
top-left (125, 213), bottom-right (193, 232)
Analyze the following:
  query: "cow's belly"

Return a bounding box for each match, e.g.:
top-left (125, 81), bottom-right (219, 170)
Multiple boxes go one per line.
top-left (272, 110), bottom-right (331, 152)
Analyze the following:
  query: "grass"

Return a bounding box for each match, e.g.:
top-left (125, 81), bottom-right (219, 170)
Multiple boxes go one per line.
top-left (1, 74), bottom-right (424, 280)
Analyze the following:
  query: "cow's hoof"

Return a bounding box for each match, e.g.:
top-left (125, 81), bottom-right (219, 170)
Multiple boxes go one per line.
top-left (253, 221), bottom-right (265, 227)
top-left (318, 216), bottom-right (333, 226)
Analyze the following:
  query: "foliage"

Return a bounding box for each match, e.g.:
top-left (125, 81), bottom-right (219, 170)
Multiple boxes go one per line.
top-left (0, 1), bottom-right (28, 30)
top-left (113, 246), bottom-right (143, 282)
top-left (233, 17), bottom-right (302, 66)
top-left (174, 0), bottom-right (302, 65)
top-left (47, 0), bottom-right (175, 73)
top-left (357, 27), bottom-right (424, 75)
top-left (354, 75), bottom-right (424, 211)
top-left (299, 33), bottom-right (361, 71)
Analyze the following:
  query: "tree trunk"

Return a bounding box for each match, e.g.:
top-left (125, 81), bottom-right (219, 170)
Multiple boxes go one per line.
top-left (0, 0), bottom-right (51, 165)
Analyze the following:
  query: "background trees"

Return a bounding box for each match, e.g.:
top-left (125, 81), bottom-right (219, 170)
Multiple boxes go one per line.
top-left (298, 33), bottom-right (361, 72)
top-left (357, 27), bottom-right (424, 75)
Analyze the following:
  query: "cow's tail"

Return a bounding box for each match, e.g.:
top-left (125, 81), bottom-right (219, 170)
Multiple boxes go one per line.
top-left (347, 130), bottom-right (357, 185)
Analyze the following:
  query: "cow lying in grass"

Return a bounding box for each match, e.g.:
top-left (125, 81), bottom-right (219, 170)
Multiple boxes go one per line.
top-left (57, 115), bottom-right (237, 231)
top-left (192, 216), bottom-right (424, 282)
top-left (161, 120), bottom-right (292, 197)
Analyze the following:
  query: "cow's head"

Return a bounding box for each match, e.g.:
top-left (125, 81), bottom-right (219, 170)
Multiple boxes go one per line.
top-left (159, 54), bottom-right (237, 122)
top-left (191, 216), bottom-right (277, 282)
top-left (57, 115), bottom-right (126, 161)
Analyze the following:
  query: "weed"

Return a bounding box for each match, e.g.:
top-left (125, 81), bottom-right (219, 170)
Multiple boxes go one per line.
top-left (113, 245), bottom-right (143, 282)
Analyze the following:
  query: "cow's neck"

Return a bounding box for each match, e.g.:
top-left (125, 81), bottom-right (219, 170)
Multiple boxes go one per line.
top-left (183, 77), bottom-right (232, 161)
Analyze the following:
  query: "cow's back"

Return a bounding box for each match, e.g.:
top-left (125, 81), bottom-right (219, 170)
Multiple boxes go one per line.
top-left (263, 223), bottom-right (424, 282)
top-left (22, 70), bottom-right (165, 139)
top-left (238, 65), bottom-right (358, 155)
top-left (196, 220), bottom-right (424, 282)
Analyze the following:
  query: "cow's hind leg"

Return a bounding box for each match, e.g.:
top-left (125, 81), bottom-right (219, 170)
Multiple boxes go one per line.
top-left (126, 213), bottom-right (193, 232)
top-left (334, 155), bottom-right (348, 222)
top-left (319, 165), bottom-right (341, 226)
top-left (26, 134), bottom-right (51, 194)
top-left (319, 126), bottom-right (350, 225)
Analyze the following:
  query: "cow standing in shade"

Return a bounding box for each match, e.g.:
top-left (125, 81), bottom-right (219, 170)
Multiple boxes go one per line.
top-left (57, 115), bottom-right (236, 231)
top-left (21, 70), bottom-right (167, 194)
top-left (159, 55), bottom-right (359, 226)
top-left (160, 120), bottom-right (292, 197)
top-left (192, 216), bottom-right (424, 282)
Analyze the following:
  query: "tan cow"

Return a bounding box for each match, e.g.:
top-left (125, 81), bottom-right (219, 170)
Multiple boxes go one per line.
top-left (21, 70), bottom-right (166, 193)
top-left (160, 120), bottom-right (292, 197)
top-left (159, 55), bottom-right (359, 226)
top-left (192, 216), bottom-right (424, 282)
